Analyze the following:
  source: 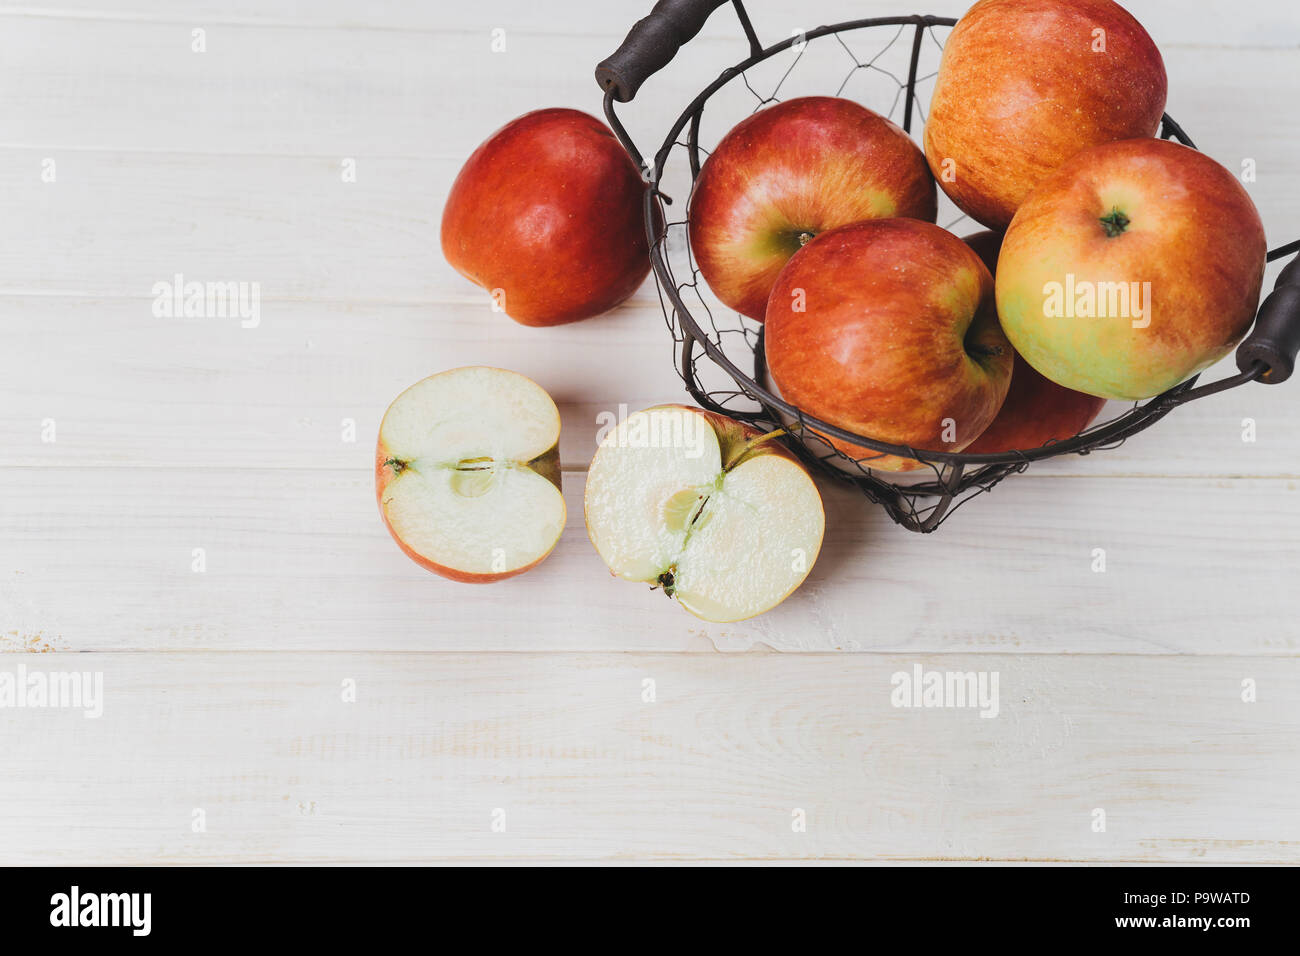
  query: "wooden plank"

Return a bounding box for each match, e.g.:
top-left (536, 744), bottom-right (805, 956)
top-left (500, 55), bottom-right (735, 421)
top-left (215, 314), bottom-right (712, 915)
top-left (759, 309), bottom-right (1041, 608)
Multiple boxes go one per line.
top-left (2, 469), bottom-right (1297, 653)
top-left (0, 652), bottom-right (1295, 863)
top-left (1, 12), bottom-right (1296, 171)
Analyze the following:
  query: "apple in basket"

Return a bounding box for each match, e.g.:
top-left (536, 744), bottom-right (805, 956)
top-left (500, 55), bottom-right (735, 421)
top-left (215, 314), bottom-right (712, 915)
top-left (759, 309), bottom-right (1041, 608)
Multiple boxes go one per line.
top-left (584, 406), bottom-right (824, 622)
top-left (924, 0), bottom-right (1167, 230)
top-left (376, 367), bottom-right (565, 582)
top-left (764, 218), bottom-right (1013, 471)
top-left (995, 139), bottom-right (1268, 400)
top-left (689, 96), bottom-right (937, 321)
top-left (441, 108), bottom-right (652, 326)
top-left (960, 230), bottom-right (1107, 454)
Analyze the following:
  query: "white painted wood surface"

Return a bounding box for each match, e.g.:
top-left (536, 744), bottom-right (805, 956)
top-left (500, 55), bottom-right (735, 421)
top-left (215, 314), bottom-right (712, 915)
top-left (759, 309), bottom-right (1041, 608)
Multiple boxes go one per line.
top-left (1, 0), bottom-right (1297, 863)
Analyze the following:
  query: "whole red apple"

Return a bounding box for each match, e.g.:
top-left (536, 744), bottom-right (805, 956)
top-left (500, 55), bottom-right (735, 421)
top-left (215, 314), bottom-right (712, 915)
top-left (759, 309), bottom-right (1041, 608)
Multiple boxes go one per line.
top-left (924, 0), bottom-right (1167, 230)
top-left (690, 96), bottom-right (937, 321)
top-left (960, 231), bottom-right (1107, 454)
top-left (764, 219), bottom-right (1012, 471)
top-left (441, 108), bottom-right (651, 326)
top-left (996, 138), bottom-right (1267, 400)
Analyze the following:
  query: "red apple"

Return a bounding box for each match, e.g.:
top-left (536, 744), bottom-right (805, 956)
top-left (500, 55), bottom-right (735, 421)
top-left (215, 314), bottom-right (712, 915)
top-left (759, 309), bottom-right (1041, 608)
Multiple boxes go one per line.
top-left (960, 231), bottom-right (1107, 454)
top-left (995, 138), bottom-right (1268, 400)
top-left (689, 96), bottom-right (937, 321)
top-left (924, 0), bottom-right (1167, 230)
top-left (961, 229), bottom-right (1004, 279)
top-left (441, 108), bottom-right (651, 326)
top-left (964, 353), bottom-right (1107, 454)
top-left (764, 218), bottom-right (1013, 472)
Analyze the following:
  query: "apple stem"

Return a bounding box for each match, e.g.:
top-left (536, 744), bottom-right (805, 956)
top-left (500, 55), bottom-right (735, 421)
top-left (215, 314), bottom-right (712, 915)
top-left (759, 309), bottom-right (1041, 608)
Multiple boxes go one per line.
top-left (723, 428), bottom-right (787, 472)
top-left (384, 457), bottom-right (408, 474)
top-left (1099, 207), bottom-right (1131, 238)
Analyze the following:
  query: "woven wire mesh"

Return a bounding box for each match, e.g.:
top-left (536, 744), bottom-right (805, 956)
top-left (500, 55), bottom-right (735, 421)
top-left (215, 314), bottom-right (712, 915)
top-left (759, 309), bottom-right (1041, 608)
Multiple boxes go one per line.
top-left (626, 15), bottom-right (1248, 532)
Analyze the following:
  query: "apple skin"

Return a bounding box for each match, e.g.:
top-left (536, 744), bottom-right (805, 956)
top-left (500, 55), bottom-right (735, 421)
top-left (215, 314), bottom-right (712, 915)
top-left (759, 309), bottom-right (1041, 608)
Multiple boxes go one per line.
top-left (995, 138), bottom-right (1268, 401)
top-left (924, 0), bottom-right (1167, 230)
top-left (690, 96), bottom-right (937, 321)
top-left (961, 229), bottom-right (1004, 279)
top-left (441, 108), bottom-right (651, 327)
top-left (960, 231), bottom-right (1107, 454)
top-left (374, 439), bottom-right (562, 585)
top-left (963, 353), bottom-right (1107, 454)
top-left (764, 218), bottom-right (1013, 471)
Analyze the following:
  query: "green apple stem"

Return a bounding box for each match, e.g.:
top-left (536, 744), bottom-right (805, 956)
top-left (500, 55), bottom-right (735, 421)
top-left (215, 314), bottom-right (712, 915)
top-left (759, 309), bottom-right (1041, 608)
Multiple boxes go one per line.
top-left (383, 457), bottom-right (408, 474)
top-left (1099, 207), bottom-right (1131, 238)
top-left (722, 428), bottom-right (787, 472)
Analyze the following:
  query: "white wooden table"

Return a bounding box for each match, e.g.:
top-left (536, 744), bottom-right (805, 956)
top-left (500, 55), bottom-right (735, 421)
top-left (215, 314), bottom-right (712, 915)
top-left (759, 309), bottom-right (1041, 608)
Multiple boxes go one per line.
top-left (1, 0), bottom-right (1298, 864)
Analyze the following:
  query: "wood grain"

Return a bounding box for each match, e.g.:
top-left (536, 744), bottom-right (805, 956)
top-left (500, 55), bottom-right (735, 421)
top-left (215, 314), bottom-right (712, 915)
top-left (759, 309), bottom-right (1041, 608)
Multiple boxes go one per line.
top-left (0, 652), bottom-right (1295, 863)
top-left (2, 469), bottom-right (1297, 654)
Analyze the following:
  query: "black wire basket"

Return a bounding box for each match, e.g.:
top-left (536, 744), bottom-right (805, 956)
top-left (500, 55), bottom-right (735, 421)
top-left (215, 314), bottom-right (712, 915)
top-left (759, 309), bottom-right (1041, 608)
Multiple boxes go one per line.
top-left (595, 0), bottom-right (1300, 532)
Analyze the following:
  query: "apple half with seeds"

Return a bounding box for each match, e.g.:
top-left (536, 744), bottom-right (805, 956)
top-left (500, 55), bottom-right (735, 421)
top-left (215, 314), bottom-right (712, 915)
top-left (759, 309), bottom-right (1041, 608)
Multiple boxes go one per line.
top-left (584, 405), bottom-right (824, 622)
top-left (376, 367), bottom-right (565, 582)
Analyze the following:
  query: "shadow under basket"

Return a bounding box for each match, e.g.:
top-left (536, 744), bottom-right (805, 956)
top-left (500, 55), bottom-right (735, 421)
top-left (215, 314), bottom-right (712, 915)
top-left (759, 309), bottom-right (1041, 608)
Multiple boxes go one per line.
top-left (595, 0), bottom-right (1300, 532)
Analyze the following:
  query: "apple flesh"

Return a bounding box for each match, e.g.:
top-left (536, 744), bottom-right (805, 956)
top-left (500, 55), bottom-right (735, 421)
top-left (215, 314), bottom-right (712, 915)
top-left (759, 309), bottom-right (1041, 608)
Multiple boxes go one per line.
top-left (441, 108), bottom-right (651, 326)
top-left (376, 367), bottom-right (565, 582)
top-left (584, 406), bottom-right (824, 623)
top-left (960, 231), bottom-right (1107, 454)
top-left (924, 0), bottom-right (1167, 230)
top-left (689, 96), bottom-right (937, 321)
top-left (995, 138), bottom-right (1268, 400)
top-left (764, 218), bottom-right (1013, 471)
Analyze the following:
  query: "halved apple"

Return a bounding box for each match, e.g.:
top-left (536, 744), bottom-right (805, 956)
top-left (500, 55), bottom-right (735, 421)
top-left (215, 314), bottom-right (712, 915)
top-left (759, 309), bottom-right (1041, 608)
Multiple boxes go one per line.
top-left (584, 405), bottom-right (825, 622)
top-left (376, 367), bottom-right (565, 582)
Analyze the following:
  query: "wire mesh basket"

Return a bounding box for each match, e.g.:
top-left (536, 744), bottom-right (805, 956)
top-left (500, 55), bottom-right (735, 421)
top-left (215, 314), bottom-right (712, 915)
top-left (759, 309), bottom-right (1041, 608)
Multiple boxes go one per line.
top-left (595, 0), bottom-right (1300, 532)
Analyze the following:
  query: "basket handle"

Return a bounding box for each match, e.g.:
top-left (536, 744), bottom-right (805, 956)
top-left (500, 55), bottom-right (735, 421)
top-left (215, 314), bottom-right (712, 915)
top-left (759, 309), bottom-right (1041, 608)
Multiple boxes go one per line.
top-left (596, 0), bottom-right (733, 103)
top-left (1237, 254), bottom-right (1300, 383)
